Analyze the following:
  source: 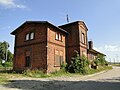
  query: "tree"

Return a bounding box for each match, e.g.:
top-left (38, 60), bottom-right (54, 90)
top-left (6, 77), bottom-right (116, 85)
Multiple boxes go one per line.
top-left (7, 50), bottom-right (13, 62)
top-left (96, 54), bottom-right (107, 66)
top-left (0, 41), bottom-right (12, 61)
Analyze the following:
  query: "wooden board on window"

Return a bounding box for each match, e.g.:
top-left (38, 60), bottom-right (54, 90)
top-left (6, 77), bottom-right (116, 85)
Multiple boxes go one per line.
top-left (60, 51), bottom-right (63, 56)
top-left (55, 50), bottom-right (59, 55)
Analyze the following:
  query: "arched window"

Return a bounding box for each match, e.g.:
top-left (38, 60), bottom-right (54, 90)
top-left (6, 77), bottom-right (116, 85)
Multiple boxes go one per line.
top-left (26, 33), bottom-right (29, 41)
top-left (30, 32), bottom-right (34, 40)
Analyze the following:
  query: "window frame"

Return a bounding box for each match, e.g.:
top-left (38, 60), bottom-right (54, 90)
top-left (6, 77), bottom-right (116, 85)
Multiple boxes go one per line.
top-left (25, 33), bottom-right (30, 41)
top-left (58, 34), bottom-right (62, 41)
top-left (30, 32), bottom-right (35, 40)
top-left (55, 32), bottom-right (62, 42)
top-left (54, 50), bottom-right (64, 67)
top-left (25, 32), bottom-right (35, 41)
top-left (55, 32), bottom-right (59, 40)
top-left (81, 32), bottom-right (85, 44)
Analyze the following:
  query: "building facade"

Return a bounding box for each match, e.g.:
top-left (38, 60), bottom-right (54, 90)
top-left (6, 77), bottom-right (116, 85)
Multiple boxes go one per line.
top-left (11, 21), bottom-right (105, 73)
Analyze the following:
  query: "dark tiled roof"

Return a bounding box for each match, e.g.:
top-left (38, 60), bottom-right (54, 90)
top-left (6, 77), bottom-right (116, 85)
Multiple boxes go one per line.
top-left (59, 21), bottom-right (88, 31)
top-left (88, 49), bottom-right (106, 56)
top-left (11, 21), bottom-right (68, 35)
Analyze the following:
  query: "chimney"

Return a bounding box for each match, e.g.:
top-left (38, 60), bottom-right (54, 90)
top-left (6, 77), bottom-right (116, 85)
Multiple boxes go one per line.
top-left (88, 41), bottom-right (93, 49)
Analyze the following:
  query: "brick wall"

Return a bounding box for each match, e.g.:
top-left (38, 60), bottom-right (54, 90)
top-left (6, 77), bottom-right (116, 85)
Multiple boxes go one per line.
top-left (46, 26), bottom-right (66, 73)
top-left (59, 21), bottom-right (88, 63)
top-left (13, 23), bottom-right (47, 72)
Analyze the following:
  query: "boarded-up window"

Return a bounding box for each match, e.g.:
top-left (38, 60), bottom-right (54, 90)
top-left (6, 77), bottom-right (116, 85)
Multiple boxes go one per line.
top-left (55, 50), bottom-right (63, 66)
top-left (60, 51), bottom-right (63, 65)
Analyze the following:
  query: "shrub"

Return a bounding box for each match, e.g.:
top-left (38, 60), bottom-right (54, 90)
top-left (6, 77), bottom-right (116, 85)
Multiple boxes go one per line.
top-left (93, 59), bottom-right (99, 66)
top-left (96, 54), bottom-right (108, 66)
top-left (68, 51), bottom-right (90, 74)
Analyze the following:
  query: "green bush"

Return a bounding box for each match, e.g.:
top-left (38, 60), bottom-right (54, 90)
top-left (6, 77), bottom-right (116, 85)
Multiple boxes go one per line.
top-left (68, 51), bottom-right (90, 74)
top-left (4, 61), bottom-right (13, 67)
top-left (96, 54), bottom-right (107, 66)
top-left (93, 59), bottom-right (99, 66)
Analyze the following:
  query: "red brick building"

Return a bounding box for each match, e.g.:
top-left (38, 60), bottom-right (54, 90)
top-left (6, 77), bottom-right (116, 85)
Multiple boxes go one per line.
top-left (11, 21), bottom-right (105, 73)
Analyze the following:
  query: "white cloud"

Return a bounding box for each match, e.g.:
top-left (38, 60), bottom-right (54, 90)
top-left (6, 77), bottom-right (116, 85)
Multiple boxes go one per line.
top-left (98, 45), bottom-right (120, 52)
top-left (94, 44), bottom-right (120, 62)
top-left (0, 0), bottom-right (26, 9)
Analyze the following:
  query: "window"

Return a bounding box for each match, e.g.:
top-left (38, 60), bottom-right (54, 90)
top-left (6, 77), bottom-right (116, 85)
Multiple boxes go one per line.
top-left (59, 51), bottom-right (63, 64)
top-left (59, 34), bottom-right (62, 41)
top-left (26, 33), bottom-right (29, 41)
top-left (25, 32), bottom-right (35, 41)
top-left (25, 51), bottom-right (31, 67)
top-left (82, 33), bottom-right (85, 44)
top-left (55, 33), bottom-right (59, 40)
top-left (55, 50), bottom-right (63, 66)
top-left (55, 32), bottom-right (62, 41)
top-left (30, 32), bottom-right (34, 40)
top-left (55, 50), bottom-right (60, 66)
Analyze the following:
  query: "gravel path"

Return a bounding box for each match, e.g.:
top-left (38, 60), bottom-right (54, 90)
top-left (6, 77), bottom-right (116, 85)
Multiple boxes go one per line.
top-left (0, 66), bottom-right (120, 90)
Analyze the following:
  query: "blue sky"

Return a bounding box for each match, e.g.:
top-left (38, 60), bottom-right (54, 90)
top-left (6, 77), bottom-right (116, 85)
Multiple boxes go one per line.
top-left (0, 0), bottom-right (120, 62)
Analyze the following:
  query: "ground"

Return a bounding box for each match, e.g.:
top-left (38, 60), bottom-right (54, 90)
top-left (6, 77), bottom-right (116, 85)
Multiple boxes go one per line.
top-left (0, 66), bottom-right (120, 90)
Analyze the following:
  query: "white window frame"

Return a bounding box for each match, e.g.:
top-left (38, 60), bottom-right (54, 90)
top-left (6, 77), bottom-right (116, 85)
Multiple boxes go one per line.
top-left (55, 33), bottom-right (59, 40)
top-left (58, 34), bottom-right (62, 41)
top-left (30, 32), bottom-right (34, 40)
top-left (82, 33), bottom-right (85, 44)
top-left (26, 33), bottom-right (29, 41)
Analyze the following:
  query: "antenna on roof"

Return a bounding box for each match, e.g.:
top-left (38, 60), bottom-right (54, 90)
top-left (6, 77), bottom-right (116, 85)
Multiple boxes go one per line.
top-left (66, 14), bottom-right (69, 23)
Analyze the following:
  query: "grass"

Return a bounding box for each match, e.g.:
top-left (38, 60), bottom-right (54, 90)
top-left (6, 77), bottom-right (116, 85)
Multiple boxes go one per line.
top-left (0, 70), bottom-right (25, 84)
top-left (87, 66), bottom-right (112, 75)
top-left (23, 66), bottom-right (113, 78)
top-left (0, 65), bottom-right (113, 83)
top-left (111, 64), bottom-right (120, 67)
top-left (23, 69), bottom-right (49, 78)
top-left (0, 77), bottom-right (8, 84)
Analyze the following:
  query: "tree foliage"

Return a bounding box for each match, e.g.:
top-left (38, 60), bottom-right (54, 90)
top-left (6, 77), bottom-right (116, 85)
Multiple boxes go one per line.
top-left (96, 54), bottom-right (107, 66)
top-left (0, 41), bottom-right (13, 62)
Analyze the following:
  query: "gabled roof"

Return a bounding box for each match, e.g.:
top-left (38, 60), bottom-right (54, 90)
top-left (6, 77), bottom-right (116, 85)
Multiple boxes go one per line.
top-left (11, 21), bottom-right (68, 35)
top-left (88, 49), bottom-right (106, 56)
top-left (59, 21), bottom-right (88, 31)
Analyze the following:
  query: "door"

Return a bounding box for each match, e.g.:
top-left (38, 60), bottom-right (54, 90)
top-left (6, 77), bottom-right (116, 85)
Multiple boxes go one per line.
top-left (25, 56), bottom-right (31, 67)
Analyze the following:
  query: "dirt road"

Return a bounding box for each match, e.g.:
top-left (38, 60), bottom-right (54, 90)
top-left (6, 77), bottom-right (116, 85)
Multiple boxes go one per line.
top-left (61, 66), bottom-right (120, 90)
top-left (0, 66), bottom-right (120, 90)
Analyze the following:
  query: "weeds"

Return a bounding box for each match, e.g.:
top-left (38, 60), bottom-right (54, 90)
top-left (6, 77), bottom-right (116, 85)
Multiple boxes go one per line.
top-left (23, 69), bottom-right (49, 78)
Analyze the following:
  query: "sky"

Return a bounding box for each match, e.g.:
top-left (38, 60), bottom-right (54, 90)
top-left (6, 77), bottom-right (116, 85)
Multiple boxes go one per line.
top-left (0, 0), bottom-right (120, 62)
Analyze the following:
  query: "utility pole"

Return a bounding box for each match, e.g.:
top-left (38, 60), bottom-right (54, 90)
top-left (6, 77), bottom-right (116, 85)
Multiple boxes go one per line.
top-left (114, 58), bottom-right (115, 64)
top-left (109, 58), bottom-right (111, 65)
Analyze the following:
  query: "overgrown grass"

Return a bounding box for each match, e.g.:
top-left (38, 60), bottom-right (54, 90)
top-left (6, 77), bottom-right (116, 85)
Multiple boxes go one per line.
top-left (50, 69), bottom-right (71, 77)
top-left (0, 65), bottom-right (113, 82)
top-left (87, 66), bottom-right (112, 75)
top-left (22, 66), bottom-right (112, 78)
top-left (23, 69), bottom-right (49, 78)
top-left (0, 77), bottom-right (8, 84)
top-left (111, 64), bottom-right (120, 67)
